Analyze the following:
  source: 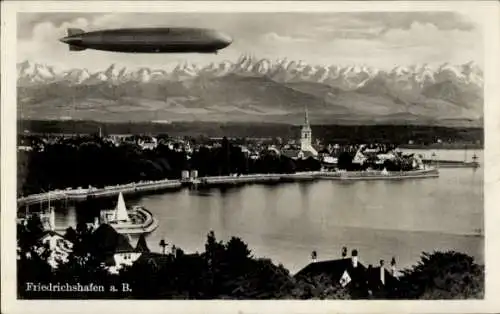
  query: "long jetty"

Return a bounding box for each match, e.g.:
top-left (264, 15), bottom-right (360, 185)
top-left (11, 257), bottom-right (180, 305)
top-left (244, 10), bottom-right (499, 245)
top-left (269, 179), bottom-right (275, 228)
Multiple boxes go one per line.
top-left (17, 168), bottom-right (439, 207)
top-left (422, 159), bottom-right (480, 168)
top-left (18, 179), bottom-right (182, 207)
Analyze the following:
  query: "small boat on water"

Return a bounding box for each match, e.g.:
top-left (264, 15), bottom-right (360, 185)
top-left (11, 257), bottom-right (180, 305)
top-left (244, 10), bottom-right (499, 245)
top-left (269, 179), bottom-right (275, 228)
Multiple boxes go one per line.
top-left (99, 192), bottom-right (158, 235)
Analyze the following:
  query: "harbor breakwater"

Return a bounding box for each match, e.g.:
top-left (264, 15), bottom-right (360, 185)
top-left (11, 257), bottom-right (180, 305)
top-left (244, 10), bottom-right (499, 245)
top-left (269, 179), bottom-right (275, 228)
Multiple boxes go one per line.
top-left (17, 168), bottom-right (439, 207)
top-left (423, 159), bottom-right (480, 168)
top-left (53, 206), bottom-right (159, 234)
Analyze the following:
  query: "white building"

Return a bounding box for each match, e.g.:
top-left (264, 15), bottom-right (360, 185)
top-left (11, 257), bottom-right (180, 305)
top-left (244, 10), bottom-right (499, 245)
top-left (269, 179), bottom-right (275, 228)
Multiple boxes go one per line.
top-left (300, 107), bottom-right (318, 157)
top-left (108, 236), bottom-right (142, 274)
top-left (36, 231), bottom-right (74, 269)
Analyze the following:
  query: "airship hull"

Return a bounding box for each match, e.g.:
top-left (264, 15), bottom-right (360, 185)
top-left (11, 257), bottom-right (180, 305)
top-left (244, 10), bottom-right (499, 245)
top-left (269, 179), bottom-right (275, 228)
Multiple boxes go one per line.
top-left (73, 44), bottom-right (221, 53)
top-left (60, 27), bottom-right (232, 54)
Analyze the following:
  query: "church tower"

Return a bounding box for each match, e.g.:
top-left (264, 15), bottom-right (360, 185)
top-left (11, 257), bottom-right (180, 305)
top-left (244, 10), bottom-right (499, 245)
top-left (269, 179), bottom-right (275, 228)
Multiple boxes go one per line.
top-left (300, 106), bottom-right (312, 151)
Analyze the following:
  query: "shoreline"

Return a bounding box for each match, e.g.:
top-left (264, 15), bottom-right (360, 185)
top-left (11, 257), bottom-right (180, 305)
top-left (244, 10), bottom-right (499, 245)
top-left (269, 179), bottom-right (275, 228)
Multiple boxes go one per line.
top-left (399, 144), bottom-right (483, 150)
top-left (18, 168), bottom-right (439, 207)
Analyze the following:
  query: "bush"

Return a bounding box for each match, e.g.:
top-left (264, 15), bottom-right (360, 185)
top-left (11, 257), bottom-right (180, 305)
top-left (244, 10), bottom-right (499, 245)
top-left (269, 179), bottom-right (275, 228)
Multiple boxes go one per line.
top-left (397, 251), bottom-right (484, 299)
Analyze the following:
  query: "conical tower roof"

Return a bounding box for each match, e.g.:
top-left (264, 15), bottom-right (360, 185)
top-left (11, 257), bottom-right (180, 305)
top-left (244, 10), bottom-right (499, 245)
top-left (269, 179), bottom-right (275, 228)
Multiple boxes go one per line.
top-left (304, 105), bottom-right (309, 126)
top-left (114, 192), bottom-right (130, 222)
top-left (136, 234), bottom-right (150, 253)
top-left (302, 105), bottom-right (311, 130)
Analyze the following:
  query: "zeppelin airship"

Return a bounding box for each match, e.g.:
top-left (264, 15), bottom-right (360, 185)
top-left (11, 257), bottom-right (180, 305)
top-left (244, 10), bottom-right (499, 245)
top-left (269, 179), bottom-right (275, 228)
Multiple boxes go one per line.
top-left (59, 27), bottom-right (232, 53)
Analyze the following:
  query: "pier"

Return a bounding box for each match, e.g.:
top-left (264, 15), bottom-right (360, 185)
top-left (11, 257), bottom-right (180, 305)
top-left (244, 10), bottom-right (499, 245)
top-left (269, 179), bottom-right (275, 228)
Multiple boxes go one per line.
top-left (18, 179), bottom-right (182, 207)
top-left (422, 159), bottom-right (480, 168)
top-left (17, 168), bottom-right (439, 208)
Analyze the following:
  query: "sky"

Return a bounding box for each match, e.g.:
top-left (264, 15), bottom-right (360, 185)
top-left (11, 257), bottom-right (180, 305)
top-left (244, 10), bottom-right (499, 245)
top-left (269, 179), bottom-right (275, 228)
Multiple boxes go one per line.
top-left (17, 11), bottom-right (483, 71)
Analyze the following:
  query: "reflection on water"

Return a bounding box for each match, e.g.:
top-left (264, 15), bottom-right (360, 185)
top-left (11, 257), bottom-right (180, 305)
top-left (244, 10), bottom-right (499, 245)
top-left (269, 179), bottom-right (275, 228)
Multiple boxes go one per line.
top-left (56, 161), bottom-right (484, 274)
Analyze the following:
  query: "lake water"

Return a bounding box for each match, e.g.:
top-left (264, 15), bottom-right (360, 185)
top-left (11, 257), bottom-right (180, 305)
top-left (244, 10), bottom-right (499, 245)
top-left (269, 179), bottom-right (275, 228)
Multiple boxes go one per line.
top-left (400, 148), bottom-right (484, 163)
top-left (55, 149), bottom-right (484, 274)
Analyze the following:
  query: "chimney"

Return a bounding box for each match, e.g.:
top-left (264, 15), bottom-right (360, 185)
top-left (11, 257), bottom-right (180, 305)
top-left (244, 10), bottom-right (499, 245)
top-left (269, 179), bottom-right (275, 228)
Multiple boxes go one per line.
top-left (341, 246), bottom-right (348, 259)
top-left (351, 249), bottom-right (358, 268)
top-left (380, 259), bottom-right (385, 285)
top-left (311, 250), bottom-right (317, 263)
top-left (390, 256), bottom-right (397, 276)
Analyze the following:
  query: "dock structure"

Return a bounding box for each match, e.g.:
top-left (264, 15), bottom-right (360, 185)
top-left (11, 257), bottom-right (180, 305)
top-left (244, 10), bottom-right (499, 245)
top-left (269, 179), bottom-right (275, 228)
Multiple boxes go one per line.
top-left (422, 159), bottom-right (480, 168)
top-left (196, 172), bottom-right (323, 186)
top-left (18, 179), bottom-right (182, 207)
top-left (18, 191), bottom-right (68, 207)
top-left (317, 168), bottom-right (439, 180)
top-left (200, 174), bottom-right (282, 185)
top-left (97, 192), bottom-right (159, 235)
top-left (17, 168), bottom-right (440, 208)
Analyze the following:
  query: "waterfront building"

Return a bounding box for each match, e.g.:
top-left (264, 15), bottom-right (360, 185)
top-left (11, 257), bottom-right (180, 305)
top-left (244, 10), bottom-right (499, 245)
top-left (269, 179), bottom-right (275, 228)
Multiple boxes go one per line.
top-left (18, 145), bottom-right (33, 152)
top-left (138, 136), bottom-right (158, 150)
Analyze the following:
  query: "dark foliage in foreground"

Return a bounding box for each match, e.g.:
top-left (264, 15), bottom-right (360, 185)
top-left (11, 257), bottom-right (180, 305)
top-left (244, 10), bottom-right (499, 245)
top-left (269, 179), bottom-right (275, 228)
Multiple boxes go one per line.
top-left (17, 221), bottom-right (484, 300)
top-left (397, 251), bottom-right (484, 299)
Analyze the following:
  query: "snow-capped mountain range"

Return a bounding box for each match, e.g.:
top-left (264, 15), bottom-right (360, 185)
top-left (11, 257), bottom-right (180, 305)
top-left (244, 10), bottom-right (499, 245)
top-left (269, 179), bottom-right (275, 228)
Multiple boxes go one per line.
top-left (17, 55), bottom-right (483, 126)
top-left (17, 55), bottom-right (483, 89)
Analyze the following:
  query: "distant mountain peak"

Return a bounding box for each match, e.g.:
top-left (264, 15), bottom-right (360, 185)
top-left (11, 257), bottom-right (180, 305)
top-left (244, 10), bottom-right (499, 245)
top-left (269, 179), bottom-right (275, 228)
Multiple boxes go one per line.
top-left (16, 58), bottom-right (483, 95)
top-left (16, 56), bottom-right (483, 126)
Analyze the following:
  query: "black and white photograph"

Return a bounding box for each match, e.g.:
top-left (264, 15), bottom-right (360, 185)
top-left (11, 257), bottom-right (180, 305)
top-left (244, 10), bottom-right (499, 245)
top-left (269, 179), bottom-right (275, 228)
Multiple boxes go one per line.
top-left (2, 1), bottom-right (500, 312)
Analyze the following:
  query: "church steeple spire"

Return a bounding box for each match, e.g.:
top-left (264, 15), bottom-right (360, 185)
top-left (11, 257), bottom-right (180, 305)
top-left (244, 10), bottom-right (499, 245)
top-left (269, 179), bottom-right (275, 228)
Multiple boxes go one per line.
top-left (304, 105), bottom-right (310, 127)
top-left (298, 104), bottom-right (318, 157)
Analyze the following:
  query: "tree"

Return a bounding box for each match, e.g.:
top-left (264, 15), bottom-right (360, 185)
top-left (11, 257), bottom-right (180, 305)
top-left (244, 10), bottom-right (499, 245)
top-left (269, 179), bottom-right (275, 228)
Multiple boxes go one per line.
top-left (397, 251), bottom-right (484, 299)
top-left (291, 274), bottom-right (351, 299)
top-left (225, 237), bottom-right (252, 263)
top-left (204, 231), bottom-right (225, 267)
top-left (21, 215), bottom-right (45, 248)
top-left (64, 227), bottom-right (78, 243)
top-left (337, 152), bottom-right (353, 170)
top-left (281, 157), bottom-right (296, 174)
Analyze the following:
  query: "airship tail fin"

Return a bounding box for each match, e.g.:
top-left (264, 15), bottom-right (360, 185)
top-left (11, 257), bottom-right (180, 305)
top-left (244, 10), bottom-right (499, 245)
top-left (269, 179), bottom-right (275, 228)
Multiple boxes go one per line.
top-left (69, 45), bottom-right (86, 51)
top-left (67, 28), bottom-right (84, 36)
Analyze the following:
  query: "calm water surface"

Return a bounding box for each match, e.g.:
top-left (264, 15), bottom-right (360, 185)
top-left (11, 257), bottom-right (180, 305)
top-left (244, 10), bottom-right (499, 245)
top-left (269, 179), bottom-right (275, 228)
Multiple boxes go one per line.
top-left (56, 150), bottom-right (484, 274)
top-left (400, 148), bottom-right (484, 162)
